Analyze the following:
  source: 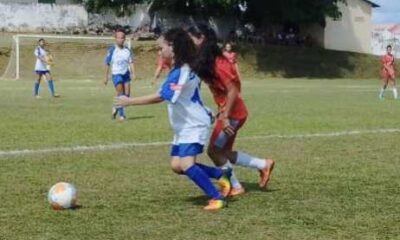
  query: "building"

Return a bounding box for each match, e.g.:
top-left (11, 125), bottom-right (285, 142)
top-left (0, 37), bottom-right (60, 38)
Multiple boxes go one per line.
top-left (372, 24), bottom-right (400, 57)
top-left (308, 0), bottom-right (379, 54)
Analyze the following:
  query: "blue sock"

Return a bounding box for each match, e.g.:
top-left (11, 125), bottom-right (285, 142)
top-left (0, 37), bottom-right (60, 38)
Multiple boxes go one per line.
top-left (117, 93), bottom-right (126, 117)
top-left (196, 163), bottom-right (223, 179)
top-left (33, 82), bottom-right (40, 96)
top-left (185, 165), bottom-right (223, 200)
top-left (47, 80), bottom-right (55, 96)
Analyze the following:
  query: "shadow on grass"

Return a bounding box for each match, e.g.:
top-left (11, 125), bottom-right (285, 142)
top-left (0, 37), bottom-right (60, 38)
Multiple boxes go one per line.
top-left (184, 183), bottom-right (279, 206)
top-left (240, 181), bottom-right (280, 194)
top-left (127, 115), bottom-right (155, 121)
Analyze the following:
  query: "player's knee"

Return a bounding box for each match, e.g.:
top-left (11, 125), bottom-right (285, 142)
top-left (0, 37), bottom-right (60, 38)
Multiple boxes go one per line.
top-left (170, 161), bottom-right (183, 174)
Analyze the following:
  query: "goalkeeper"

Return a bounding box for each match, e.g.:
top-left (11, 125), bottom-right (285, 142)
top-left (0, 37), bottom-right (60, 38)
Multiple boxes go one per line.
top-left (33, 38), bottom-right (60, 98)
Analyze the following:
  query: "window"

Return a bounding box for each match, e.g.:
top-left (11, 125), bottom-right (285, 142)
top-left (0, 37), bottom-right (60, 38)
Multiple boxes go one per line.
top-left (38, 0), bottom-right (56, 3)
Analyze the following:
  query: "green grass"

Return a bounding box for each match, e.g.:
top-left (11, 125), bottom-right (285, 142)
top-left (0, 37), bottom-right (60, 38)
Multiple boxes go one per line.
top-left (1, 33), bottom-right (399, 80)
top-left (0, 78), bottom-right (400, 239)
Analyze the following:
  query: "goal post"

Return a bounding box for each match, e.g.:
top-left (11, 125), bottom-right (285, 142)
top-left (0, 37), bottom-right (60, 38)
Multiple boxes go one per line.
top-left (2, 34), bottom-right (132, 80)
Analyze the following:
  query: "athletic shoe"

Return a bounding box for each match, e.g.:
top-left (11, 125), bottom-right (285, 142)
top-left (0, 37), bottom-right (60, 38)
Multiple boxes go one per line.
top-left (228, 187), bottom-right (245, 197)
top-left (259, 159), bottom-right (275, 188)
top-left (217, 168), bottom-right (232, 198)
top-left (203, 199), bottom-right (225, 211)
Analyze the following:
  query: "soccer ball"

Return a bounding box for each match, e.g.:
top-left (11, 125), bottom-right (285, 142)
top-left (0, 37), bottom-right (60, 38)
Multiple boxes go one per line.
top-left (48, 182), bottom-right (77, 210)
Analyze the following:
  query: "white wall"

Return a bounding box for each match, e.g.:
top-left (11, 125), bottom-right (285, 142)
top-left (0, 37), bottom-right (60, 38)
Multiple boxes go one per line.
top-left (0, 3), bottom-right (87, 32)
top-left (324, 0), bottom-right (373, 54)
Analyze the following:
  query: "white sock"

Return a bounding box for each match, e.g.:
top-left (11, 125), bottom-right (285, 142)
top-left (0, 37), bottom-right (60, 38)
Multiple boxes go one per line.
top-left (379, 88), bottom-right (385, 97)
top-left (393, 88), bottom-right (398, 99)
top-left (235, 152), bottom-right (267, 170)
top-left (222, 161), bottom-right (242, 189)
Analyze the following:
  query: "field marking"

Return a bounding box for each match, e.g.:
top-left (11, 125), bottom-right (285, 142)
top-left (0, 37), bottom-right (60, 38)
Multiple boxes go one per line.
top-left (1, 128), bottom-right (399, 157)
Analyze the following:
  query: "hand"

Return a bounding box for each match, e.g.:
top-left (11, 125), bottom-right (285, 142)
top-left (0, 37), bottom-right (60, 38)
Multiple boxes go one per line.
top-left (221, 118), bottom-right (235, 137)
top-left (114, 95), bottom-right (131, 108)
top-left (151, 79), bottom-right (156, 86)
top-left (104, 77), bottom-right (109, 86)
top-left (131, 74), bottom-right (136, 81)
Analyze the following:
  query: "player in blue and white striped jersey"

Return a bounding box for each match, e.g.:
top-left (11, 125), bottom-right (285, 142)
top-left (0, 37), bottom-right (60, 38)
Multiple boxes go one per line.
top-left (115, 28), bottom-right (231, 211)
top-left (33, 38), bottom-right (59, 98)
top-left (104, 29), bottom-right (135, 121)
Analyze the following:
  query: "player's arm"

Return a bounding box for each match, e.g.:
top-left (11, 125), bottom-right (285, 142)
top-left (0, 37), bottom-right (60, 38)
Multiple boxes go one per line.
top-left (115, 93), bottom-right (163, 107)
top-left (220, 81), bottom-right (239, 136)
top-left (104, 65), bottom-right (110, 85)
top-left (151, 65), bottom-right (163, 85)
top-left (234, 63), bottom-right (241, 81)
top-left (130, 63), bottom-right (136, 81)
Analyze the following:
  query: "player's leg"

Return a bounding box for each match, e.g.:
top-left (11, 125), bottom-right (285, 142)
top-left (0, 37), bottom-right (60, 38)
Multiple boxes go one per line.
top-left (210, 118), bottom-right (275, 189)
top-left (207, 119), bottom-right (244, 195)
top-left (379, 78), bottom-right (388, 100)
top-left (178, 153), bottom-right (228, 211)
top-left (44, 72), bottom-right (59, 97)
top-left (33, 73), bottom-right (42, 98)
top-left (113, 80), bottom-right (126, 121)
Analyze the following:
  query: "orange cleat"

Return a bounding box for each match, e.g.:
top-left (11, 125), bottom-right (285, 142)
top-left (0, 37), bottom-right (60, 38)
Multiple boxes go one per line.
top-left (259, 159), bottom-right (275, 188)
top-left (228, 187), bottom-right (245, 197)
top-left (203, 199), bottom-right (225, 211)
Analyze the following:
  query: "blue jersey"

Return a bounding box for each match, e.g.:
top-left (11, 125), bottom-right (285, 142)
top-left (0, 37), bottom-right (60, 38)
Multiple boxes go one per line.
top-left (105, 45), bottom-right (134, 75)
top-left (159, 64), bottom-right (213, 145)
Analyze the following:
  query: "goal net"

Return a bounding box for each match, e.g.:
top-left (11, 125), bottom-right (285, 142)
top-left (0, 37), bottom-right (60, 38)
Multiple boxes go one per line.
top-left (1, 34), bottom-right (131, 80)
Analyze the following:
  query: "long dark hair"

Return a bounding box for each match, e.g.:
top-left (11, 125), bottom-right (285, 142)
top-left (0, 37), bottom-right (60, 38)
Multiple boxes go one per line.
top-left (187, 24), bottom-right (222, 83)
top-left (163, 28), bottom-right (196, 68)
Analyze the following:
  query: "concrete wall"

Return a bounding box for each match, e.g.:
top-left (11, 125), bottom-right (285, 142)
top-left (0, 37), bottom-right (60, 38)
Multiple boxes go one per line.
top-left (0, 3), bottom-right (87, 32)
top-left (324, 0), bottom-right (373, 54)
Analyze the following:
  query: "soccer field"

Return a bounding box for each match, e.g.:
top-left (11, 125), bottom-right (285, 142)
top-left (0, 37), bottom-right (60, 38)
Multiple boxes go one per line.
top-left (0, 78), bottom-right (399, 239)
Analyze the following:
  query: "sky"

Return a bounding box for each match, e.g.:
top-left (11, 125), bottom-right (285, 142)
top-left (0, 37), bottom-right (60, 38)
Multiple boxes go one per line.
top-left (372, 0), bottom-right (400, 23)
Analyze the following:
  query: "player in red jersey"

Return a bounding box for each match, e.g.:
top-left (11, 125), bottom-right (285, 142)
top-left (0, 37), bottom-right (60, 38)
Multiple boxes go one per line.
top-left (379, 45), bottom-right (397, 100)
top-left (187, 24), bottom-right (275, 197)
top-left (151, 49), bottom-right (173, 85)
top-left (222, 42), bottom-right (241, 81)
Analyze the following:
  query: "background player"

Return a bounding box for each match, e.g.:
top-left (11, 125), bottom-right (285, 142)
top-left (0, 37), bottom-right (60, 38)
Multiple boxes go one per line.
top-left (104, 29), bottom-right (135, 121)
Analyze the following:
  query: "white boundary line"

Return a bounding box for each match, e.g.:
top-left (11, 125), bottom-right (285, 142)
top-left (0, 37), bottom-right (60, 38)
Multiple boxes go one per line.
top-left (1, 128), bottom-right (399, 157)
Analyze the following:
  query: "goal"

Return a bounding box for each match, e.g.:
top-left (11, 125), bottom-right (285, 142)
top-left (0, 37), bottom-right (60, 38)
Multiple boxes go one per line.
top-left (2, 34), bottom-right (132, 80)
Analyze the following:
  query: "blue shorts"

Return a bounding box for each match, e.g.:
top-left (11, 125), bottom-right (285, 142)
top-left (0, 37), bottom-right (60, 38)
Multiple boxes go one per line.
top-left (170, 143), bottom-right (204, 157)
top-left (112, 71), bottom-right (131, 87)
top-left (35, 70), bottom-right (50, 75)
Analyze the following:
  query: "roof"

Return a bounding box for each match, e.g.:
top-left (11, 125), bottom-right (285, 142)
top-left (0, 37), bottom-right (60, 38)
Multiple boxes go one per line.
top-left (389, 24), bottom-right (400, 34)
top-left (361, 0), bottom-right (380, 8)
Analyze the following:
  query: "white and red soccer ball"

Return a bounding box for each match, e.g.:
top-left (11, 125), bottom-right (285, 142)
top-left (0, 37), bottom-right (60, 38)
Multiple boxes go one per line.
top-left (48, 182), bottom-right (77, 210)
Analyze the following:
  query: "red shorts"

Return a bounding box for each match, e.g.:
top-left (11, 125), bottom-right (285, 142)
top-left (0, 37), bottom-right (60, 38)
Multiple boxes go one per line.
top-left (209, 118), bottom-right (247, 151)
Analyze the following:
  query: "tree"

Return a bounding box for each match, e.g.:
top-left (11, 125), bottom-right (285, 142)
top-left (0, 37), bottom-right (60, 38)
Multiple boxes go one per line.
top-left (77, 0), bottom-right (346, 26)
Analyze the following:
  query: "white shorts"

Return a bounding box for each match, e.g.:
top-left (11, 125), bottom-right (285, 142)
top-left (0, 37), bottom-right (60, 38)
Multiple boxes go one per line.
top-left (172, 126), bottom-right (211, 145)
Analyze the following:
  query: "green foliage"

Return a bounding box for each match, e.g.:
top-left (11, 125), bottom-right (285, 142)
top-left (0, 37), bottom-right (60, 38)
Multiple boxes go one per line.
top-left (77, 0), bottom-right (346, 26)
top-left (244, 0), bottom-right (346, 26)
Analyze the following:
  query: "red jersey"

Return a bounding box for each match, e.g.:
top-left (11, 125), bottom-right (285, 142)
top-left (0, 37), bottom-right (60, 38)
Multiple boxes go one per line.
top-left (223, 51), bottom-right (237, 64)
top-left (207, 56), bottom-right (248, 120)
top-left (157, 52), bottom-right (172, 70)
top-left (381, 53), bottom-right (395, 79)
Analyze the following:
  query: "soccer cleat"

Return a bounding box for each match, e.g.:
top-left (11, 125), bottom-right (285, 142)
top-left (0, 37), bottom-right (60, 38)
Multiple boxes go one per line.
top-left (217, 168), bottom-right (232, 198)
top-left (203, 199), bottom-right (225, 211)
top-left (53, 94), bottom-right (60, 98)
top-left (35, 95), bottom-right (42, 99)
top-left (379, 94), bottom-right (384, 100)
top-left (119, 116), bottom-right (126, 121)
top-left (228, 187), bottom-right (245, 197)
top-left (259, 159), bottom-right (275, 188)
